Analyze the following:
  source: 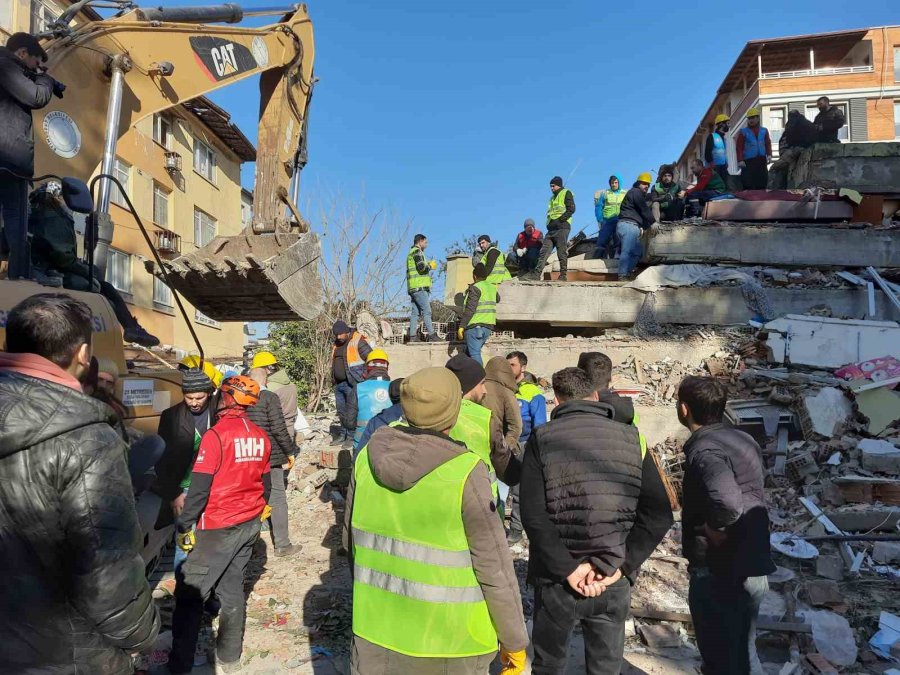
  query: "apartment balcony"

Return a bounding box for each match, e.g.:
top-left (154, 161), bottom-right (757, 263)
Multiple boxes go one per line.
top-left (761, 64), bottom-right (874, 80)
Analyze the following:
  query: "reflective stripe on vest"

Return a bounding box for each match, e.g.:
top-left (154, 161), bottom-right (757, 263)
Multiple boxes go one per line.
top-left (710, 133), bottom-right (727, 166)
top-left (353, 379), bottom-right (392, 444)
top-left (547, 188), bottom-right (572, 226)
top-left (467, 280), bottom-right (497, 327)
top-left (351, 445), bottom-right (497, 657)
top-left (406, 246), bottom-right (431, 291)
top-left (481, 247), bottom-right (512, 285)
top-left (449, 400), bottom-right (498, 499)
top-left (741, 127), bottom-right (768, 160)
top-left (601, 190), bottom-right (625, 220)
top-left (631, 410), bottom-right (647, 460)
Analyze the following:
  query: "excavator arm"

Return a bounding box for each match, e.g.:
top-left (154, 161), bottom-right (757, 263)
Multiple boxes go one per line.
top-left (34, 3), bottom-right (322, 321)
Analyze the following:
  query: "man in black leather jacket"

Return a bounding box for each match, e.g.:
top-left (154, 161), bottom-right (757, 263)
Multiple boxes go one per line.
top-left (0, 293), bottom-right (159, 674)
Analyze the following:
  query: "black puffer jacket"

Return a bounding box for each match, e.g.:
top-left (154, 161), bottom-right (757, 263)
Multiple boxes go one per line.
top-left (0, 370), bottom-right (159, 674)
top-left (245, 389), bottom-right (296, 467)
top-left (0, 46), bottom-right (54, 176)
top-left (618, 184), bottom-right (655, 229)
top-left (681, 423), bottom-right (776, 580)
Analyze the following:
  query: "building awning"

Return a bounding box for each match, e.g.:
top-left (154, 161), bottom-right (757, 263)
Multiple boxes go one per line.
top-left (182, 96), bottom-right (257, 162)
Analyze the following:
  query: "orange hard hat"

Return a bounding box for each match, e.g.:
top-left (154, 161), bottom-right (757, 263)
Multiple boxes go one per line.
top-left (220, 375), bottom-right (260, 407)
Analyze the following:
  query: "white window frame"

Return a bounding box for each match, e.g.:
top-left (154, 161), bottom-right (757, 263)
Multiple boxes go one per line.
top-left (195, 309), bottom-right (220, 328)
top-left (895, 47), bottom-right (900, 83)
top-left (153, 277), bottom-right (174, 308)
top-left (153, 182), bottom-right (170, 227)
top-left (110, 158), bottom-right (131, 208)
top-left (193, 138), bottom-right (217, 183)
top-left (105, 248), bottom-right (132, 294)
top-left (31, 0), bottom-right (61, 33)
top-left (153, 114), bottom-right (173, 149)
top-left (193, 208), bottom-right (217, 247)
top-left (805, 102), bottom-right (850, 142)
top-left (895, 101), bottom-right (900, 139)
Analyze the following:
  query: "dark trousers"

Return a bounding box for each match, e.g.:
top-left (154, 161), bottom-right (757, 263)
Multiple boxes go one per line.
top-left (516, 246), bottom-right (541, 274)
top-left (532, 577), bottom-right (631, 675)
top-left (535, 225), bottom-right (570, 277)
top-left (508, 483), bottom-right (522, 532)
top-left (169, 518), bottom-right (261, 672)
top-left (0, 178), bottom-right (30, 280)
top-left (688, 570), bottom-right (768, 675)
top-left (593, 217), bottom-right (619, 258)
top-left (740, 157), bottom-right (769, 190)
top-left (335, 381), bottom-right (354, 439)
top-left (714, 164), bottom-right (729, 185)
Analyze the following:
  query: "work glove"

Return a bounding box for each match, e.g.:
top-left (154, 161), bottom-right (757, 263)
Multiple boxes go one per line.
top-left (176, 530), bottom-right (195, 552)
top-left (499, 647), bottom-right (527, 675)
top-left (51, 78), bottom-right (66, 99)
top-left (516, 248), bottom-right (526, 257)
top-left (456, 327), bottom-right (464, 340)
top-left (429, 259), bottom-right (438, 270)
top-left (261, 504), bottom-right (272, 522)
top-left (285, 455), bottom-right (295, 471)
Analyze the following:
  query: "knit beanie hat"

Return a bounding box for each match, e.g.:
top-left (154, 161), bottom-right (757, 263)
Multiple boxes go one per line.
top-left (445, 354), bottom-right (486, 395)
top-left (477, 234), bottom-right (491, 245)
top-left (400, 368), bottom-right (461, 431)
top-left (182, 368), bottom-right (213, 394)
top-left (550, 176), bottom-right (563, 188)
top-left (332, 320), bottom-right (350, 336)
top-left (523, 218), bottom-right (535, 228)
top-left (388, 378), bottom-right (404, 404)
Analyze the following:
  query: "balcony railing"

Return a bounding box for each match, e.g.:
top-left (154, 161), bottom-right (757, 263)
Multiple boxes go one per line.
top-left (761, 65), bottom-right (874, 80)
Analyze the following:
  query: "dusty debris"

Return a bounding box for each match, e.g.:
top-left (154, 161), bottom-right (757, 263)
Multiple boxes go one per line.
top-left (860, 438), bottom-right (900, 473)
top-left (798, 387), bottom-right (853, 440)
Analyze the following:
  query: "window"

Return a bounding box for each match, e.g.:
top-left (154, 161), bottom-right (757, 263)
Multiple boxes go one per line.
top-left (194, 208), bottom-right (217, 247)
top-left (0, 2), bottom-right (13, 31)
top-left (153, 114), bottom-right (173, 149)
top-left (153, 183), bottom-right (170, 227)
top-left (768, 107), bottom-right (786, 145)
top-left (895, 102), bottom-right (900, 139)
top-left (153, 277), bottom-right (174, 308)
top-left (805, 103), bottom-right (849, 141)
top-left (195, 309), bottom-right (220, 328)
top-left (895, 47), bottom-right (900, 82)
top-left (110, 158), bottom-right (130, 207)
top-left (31, 0), bottom-right (60, 33)
top-left (193, 138), bottom-right (217, 183)
top-left (105, 249), bottom-right (132, 293)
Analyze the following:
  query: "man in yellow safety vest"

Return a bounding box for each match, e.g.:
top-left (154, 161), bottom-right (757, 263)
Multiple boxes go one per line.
top-left (344, 367), bottom-right (528, 675)
top-left (406, 233), bottom-right (440, 342)
top-left (522, 175), bottom-right (575, 282)
top-left (456, 263), bottom-right (498, 366)
top-left (476, 234), bottom-right (512, 285)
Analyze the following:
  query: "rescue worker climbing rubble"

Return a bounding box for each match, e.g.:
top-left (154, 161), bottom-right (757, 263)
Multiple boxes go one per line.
top-left (169, 375), bottom-right (272, 674)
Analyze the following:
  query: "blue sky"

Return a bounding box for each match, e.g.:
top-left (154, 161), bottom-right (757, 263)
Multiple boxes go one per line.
top-left (147, 0), bottom-right (896, 259)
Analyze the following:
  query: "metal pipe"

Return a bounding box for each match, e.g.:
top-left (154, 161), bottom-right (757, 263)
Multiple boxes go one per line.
top-left (240, 4), bottom-right (299, 17)
top-left (138, 3), bottom-right (298, 23)
top-left (93, 57), bottom-right (128, 276)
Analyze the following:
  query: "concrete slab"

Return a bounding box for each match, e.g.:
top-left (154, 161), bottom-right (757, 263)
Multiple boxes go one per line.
top-left (704, 199), bottom-right (852, 222)
top-left (495, 282), bottom-right (894, 327)
top-left (789, 142), bottom-right (900, 195)
top-left (763, 315), bottom-right (900, 368)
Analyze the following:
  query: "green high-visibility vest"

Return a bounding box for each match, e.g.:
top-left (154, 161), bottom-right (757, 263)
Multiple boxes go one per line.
top-left (547, 188), bottom-right (572, 226)
top-left (406, 246), bottom-right (431, 292)
top-left (480, 246), bottom-right (512, 285)
top-left (601, 190), bottom-right (626, 220)
top-left (449, 399), bottom-right (498, 503)
top-left (351, 444), bottom-right (497, 658)
top-left (632, 410), bottom-right (647, 459)
top-left (466, 281), bottom-right (497, 327)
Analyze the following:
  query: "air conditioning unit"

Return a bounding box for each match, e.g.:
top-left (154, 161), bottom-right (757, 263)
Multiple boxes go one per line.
top-left (164, 151), bottom-right (182, 173)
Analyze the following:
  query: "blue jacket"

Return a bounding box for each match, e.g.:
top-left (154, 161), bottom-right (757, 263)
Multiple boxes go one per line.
top-left (594, 181), bottom-right (626, 222)
top-left (354, 402), bottom-right (403, 455)
top-left (352, 378), bottom-right (392, 445)
top-left (516, 381), bottom-right (547, 444)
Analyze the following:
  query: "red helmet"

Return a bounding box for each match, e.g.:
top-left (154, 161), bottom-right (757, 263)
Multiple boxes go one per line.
top-left (220, 375), bottom-right (260, 407)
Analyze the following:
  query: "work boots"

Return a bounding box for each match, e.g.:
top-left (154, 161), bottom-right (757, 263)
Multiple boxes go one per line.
top-left (123, 322), bottom-right (161, 348)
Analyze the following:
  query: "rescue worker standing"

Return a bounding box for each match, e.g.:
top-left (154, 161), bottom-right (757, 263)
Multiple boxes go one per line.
top-left (615, 173), bottom-right (655, 280)
top-left (736, 108), bottom-right (772, 190)
top-left (593, 175), bottom-right (626, 259)
top-left (169, 376), bottom-right (272, 674)
top-left (345, 349), bottom-right (393, 452)
top-left (331, 320), bottom-right (372, 444)
top-left (407, 233), bottom-right (440, 342)
top-left (477, 234), bottom-right (512, 285)
top-left (814, 96), bottom-right (845, 144)
top-left (525, 176), bottom-right (575, 281)
top-left (251, 350), bottom-right (298, 435)
top-left (456, 263), bottom-right (498, 366)
top-left (344, 367), bottom-right (529, 675)
top-left (705, 114), bottom-right (731, 184)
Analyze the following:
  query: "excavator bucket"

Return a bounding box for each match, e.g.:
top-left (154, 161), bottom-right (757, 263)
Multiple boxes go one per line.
top-left (160, 230), bottom-right (323, 322)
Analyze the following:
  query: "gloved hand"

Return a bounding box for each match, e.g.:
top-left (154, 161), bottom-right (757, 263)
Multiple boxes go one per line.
top-left (261, 504), bottom-right (272, 521)
top-left (177, 530), bottom-right (195, 552)
top-left (285, 455), bottom-right (295, 471)
top-left (516, 248), bottom-right (526, 257)
top-left (738, 161), bottom-right (746, 169)
top-left (429, 259), bottom-right (438, 270)
top-left (456, 327), bottom-right (464, 340)
top-left (51, 78), bottom-right (66, 99)
top-left (499, 647), bottom-right (527, 674)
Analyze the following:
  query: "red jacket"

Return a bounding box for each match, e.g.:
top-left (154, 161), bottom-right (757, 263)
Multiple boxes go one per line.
top-left (192, 412), bottom-right (271, 530)
top-left (515, 228), bottom-right (543, 250)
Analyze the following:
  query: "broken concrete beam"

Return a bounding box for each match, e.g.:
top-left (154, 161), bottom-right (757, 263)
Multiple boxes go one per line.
top-left (827, 509), bottom-right (900, 533)
top-left (789, 141), bottom-right (900, 194)
top-left (832, 476), bottom-right (900, 505)
top-left (762, 315), bottom-right (900, 368)
top-left (798, 388), bottom-right (852, 440)
top-left (873, 542), bottom-right (900, 564)
top-left (494, 283), bottom-right (894, 327)
top-left (702, 200), bottom-right (852, 222)
top-left (860, 439), bottom-right (900, 474)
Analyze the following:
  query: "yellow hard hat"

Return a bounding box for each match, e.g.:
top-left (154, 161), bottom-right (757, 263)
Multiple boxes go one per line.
top-left (178, 355), bottom-right (223, 388)
top-left (714, 113), bottom-right (730, 124)
top-left (747, 107), bottom-right (760, 118)
top-left (636, 172), bottom-right (653, 184)
top-left (366, 348), bottom-right (389, 365)
top-left (251, 350), bottom-right (278, 369)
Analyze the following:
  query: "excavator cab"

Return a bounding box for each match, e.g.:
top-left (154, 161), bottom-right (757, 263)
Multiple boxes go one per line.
top-left (29, 1), bottom-right (323, 324)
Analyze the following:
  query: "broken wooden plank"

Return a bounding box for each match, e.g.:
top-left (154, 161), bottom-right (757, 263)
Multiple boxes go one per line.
top-left (629, 607), bottom-right (812, 634)
top-left (801, 653), bottom-right (839, 675)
